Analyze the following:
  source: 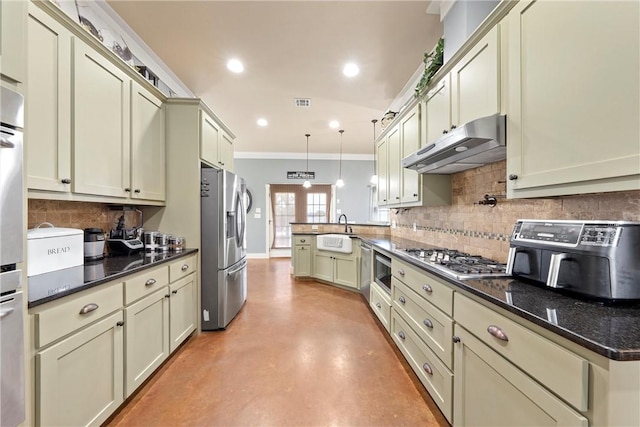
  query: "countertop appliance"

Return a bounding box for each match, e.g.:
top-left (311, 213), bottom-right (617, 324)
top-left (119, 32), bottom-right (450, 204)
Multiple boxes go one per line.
top-left (399, 247), bottom-right (508, 280)
top-left (0, 85), bottom-right (25, 427)
top-left (402, 114), bottom-right (506, 174)
top-left (507, 219), bottom-right (640, 302)
top-left (201, 167), bottom-right (247, 330)
top-left (374, 251), bottom-right (392, 293)
top-left (84, 228), bottom-right (105, 260)
top-left (107, 214), bottom-right (143, 254)
top-left (360, 242), bottom-right (372, 303)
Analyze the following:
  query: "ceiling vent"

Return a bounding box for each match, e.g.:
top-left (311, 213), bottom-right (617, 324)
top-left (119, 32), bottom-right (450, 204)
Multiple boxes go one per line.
top-left (294, 98), bottom-right (311, 108)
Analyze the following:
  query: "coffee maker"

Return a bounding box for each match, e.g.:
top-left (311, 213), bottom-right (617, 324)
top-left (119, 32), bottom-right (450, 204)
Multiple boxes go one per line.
top-left (506, 219), bottom-right (640, 302)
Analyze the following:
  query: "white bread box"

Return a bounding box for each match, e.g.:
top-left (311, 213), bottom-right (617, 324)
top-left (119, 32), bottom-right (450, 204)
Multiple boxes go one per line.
top-left (27, 223), bottom-right (83, 277)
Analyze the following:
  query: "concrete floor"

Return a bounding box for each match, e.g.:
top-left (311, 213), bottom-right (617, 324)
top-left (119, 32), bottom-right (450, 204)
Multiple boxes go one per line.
top-left (106, 258), bottom-right (449, 426)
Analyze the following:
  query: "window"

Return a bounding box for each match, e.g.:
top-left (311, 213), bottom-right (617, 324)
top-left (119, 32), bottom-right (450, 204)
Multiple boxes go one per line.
top-left (307, 193), bottom-right (327, 223)
top-left (273, 192), bottom-right (295, 248)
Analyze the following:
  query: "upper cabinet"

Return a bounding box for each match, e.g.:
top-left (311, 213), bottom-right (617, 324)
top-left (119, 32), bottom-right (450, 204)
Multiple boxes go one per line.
top-left (0, 0), bottom-right (27, 83)
top-left (200, 110), bottom-right (235, 171)
top-left (506, 0), bottom-right (640, 198)
top-left (424, 75), bottom-right (451, 147)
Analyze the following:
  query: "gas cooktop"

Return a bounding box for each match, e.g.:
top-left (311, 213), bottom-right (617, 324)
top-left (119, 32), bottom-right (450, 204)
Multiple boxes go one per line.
top-left (399, 247), bottom-right (509, 280)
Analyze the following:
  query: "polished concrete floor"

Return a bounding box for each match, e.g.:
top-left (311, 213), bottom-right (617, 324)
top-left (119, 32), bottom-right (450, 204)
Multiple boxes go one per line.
top-left (107, 258), bottom-right (449, 426)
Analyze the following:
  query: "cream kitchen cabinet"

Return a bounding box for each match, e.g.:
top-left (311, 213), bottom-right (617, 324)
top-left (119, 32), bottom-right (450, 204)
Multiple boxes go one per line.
top-left (219, 130), bottom-right (235, 172)
top-left (201, 109), bottom-right (235, 171)
top-left (376, 136), bottom-right (389, 206)
top-left (424, 75), bottom-right (451, 146)
top-left (293, 235), bottom-right (312, 277)
top-left (369, 281), bottom-right (391, 332)
top-left (506, 0), bottom-right (640, 198)
top-left (168, 272), bottom-right (197, 352)
top-left (450, 25), bottom-right (500, 128)
top-left (130, 81), bottom-right (166, 201)
top-left (313, 243), bottom-right (360, 290)
top-left (26, 4), bottom-right (72, 193)
top-left (0, 0), bottom-right (27, 83)
top-left (400, 105), bottom-right (420, 204)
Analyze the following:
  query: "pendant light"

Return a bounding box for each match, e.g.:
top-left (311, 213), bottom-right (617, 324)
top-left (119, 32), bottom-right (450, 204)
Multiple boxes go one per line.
top-left (370, 119), bottom-right (378, 184)
top-left (303, 133), bottom-right (312, 188)
top-left (336, 129), bottom-right (345, 188)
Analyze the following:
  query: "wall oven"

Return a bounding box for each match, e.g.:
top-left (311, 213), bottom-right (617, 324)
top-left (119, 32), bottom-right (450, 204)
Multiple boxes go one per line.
top-left (373, 251), bottom-right (392, 294)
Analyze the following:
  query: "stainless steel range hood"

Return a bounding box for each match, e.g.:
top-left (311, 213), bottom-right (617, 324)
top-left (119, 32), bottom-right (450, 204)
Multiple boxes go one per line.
top-left (402, 114), bottom-right (506, 174)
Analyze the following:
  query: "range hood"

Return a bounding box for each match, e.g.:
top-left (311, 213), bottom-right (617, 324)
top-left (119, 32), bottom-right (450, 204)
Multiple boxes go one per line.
top-left (402, 114), bottom-right (506, 174)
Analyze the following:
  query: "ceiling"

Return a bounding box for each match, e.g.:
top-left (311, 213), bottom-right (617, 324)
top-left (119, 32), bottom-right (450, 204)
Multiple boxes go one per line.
top-left (107, 1), bottom-right (443, 156)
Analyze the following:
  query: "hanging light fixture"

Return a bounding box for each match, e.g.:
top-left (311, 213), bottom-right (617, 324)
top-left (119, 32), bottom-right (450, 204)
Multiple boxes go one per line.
top-left (370, 119), bottom-right (378, 184)
top-left (303, 133), bottom-right (312, 188)
top-left (336, 129), bottom-right (345, 188)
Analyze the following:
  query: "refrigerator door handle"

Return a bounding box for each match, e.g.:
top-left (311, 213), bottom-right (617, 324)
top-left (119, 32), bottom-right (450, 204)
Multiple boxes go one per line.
top-left (227, 259), bottom-right (247, 276)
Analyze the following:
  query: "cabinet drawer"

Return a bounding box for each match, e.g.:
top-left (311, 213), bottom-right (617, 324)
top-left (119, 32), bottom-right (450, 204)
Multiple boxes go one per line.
top-left (370, 282), bottom-right (391, 331)
top-left (293, 235), bottom-right (312, 246)
top-left (169, 254), bottom-right (197, 283)
top-left (392, 258), bottom-right (453, 315)
top-left (393, 278), bottom-right (453, 369)
top-left (454, 293), bottom-right (589, 411)
top-left (124, 265), bottom-right (169, 305)
top-left (34, 281), bottom-right (123, 348)
top-left (391, 310), bottom-right (453, 423)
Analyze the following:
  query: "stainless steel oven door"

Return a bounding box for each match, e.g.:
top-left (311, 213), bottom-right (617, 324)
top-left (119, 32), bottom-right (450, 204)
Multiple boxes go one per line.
top-left (1, 290), bottom-right (25, 427)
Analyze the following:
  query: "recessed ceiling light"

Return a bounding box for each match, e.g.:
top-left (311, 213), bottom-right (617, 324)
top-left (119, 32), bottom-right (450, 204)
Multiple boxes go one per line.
top-left (257, 118), bottom-right (268, 127)
top-left (343, 63), bottom-right (359, 77)
top-left (227, 59), bottom-right (244, 73)
top-left (329, 120), bottom-right (340, 129)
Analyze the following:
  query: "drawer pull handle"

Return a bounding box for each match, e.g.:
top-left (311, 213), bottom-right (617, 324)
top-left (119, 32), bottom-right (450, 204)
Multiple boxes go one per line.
top-left (375, 302), bottom-right (382, 309)
top-left (423, 319), bottom-right (433, 329)
top-left (300, 239), bottom-right (306, 243)
top-left (397, 269), bottom-right (405, 276)
top-left (422, 284), bottom-right (432, 293)
top-left (172, 290), bottom-right (178, 294)
top-left (181, 264), bottom-right (189, 271)
top-left (145, 278), bottom-right (157, 286)
top-left (487, 325), bottom-right (509, 342)
top-left (398, 296), bottom-right (406, 304)
top-left (452, 336), bottom-right (461, 343)
top-left (398, 331), bottom-right (406, 340)
top-left (116, 321), bottom-right (125, 327)
top-left (422, 363), bottom-right (433, 375)
top-left (61, 178), bottom-right (71, 184)
top-left (79, 303), bottom-right (98, 315)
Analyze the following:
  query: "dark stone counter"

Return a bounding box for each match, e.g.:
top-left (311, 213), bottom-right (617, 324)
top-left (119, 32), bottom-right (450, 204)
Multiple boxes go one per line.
top-left (28, 249), bottom-right (198, 308)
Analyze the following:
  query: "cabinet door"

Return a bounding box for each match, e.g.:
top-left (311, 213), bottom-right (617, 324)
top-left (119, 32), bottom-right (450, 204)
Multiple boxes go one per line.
top-left (131, 81), bottom-right (165, 201)
top-left (0, 0), bottom-right (27, 82)
top-left (387, 126), bottom-right (401, 206)
top-left (450, 25), bottom-right (500, 127)
top-left (425, 75), bottom-right (451, 146)
top-left (313, 252), bottom-right (334, 282)
top-left (73, 38), bottom-right (131, 197)
top-left (124, 288), bottom-right (169, 397)
top-left (400, 105), bottom-right (421, 204)
top-left (200, 111), bottom-right (220, 167)
top-left (453, 325), bottom-right (588, 427)
top-left (376, 138), bottom-right (389, 206)
top-left (219, 131), bottom-right (234, 171)
top-left (169, 273), bottom-right (196, 353)
top-left (294, 245), bottom-right (312, 277)
top-left (507, 0), bottom-right (640, 197)
top-left (26, 5), bottom-right (72, 192)
top-left (334, 255), bottom-right (357, 289)
top-left (36, 311), bottom-right (124, 427)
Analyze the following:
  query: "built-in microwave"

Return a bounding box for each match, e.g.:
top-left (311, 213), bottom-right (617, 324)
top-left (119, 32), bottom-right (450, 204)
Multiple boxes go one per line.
top-left (373, 251), bottom-right (392, 294)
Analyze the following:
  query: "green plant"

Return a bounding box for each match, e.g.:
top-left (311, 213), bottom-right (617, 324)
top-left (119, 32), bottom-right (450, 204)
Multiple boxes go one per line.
top-left (414, 37), bottom-right (444, 97)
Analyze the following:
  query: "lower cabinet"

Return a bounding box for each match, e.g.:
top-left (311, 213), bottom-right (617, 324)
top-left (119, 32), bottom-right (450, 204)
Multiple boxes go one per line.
top-left (36, 311), bottom-right (124, 426)
top-left (293, 235), bottom-right (312, 277)
top-left (453, 324), bottom-right (587, 426)
top-left (369, 282), bottom-right (391, 332)
top-left (313, 250), bottom-right (358, 289)
top-left (169, 273), bottom-right (197, 353)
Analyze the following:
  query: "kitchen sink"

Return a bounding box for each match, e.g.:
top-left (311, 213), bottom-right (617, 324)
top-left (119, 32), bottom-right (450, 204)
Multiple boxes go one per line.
top-left (316, 234), bottom-right (353, 254)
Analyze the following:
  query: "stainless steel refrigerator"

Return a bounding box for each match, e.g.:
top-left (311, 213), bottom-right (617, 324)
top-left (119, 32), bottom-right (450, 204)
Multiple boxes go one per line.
top-left (200, 167), bottom-right (247, 330)
top-left (0, 86), bottom-right (26, 427)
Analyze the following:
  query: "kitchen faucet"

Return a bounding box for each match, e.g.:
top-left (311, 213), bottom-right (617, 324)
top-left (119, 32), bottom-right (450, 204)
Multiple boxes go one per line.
top-left (338, 214), bottom-right (348, 232)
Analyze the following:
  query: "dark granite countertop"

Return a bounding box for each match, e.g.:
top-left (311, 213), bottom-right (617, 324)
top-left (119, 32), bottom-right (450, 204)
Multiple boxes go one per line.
top-left (290, 222), bottom-right (389, 227)
top-left (359, 236), bottom-right (640, 361)
top-left (28, 249), bottom-right (198, 308)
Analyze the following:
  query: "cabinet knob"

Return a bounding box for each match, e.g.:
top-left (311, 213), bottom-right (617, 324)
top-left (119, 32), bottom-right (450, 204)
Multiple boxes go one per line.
top-left (413, 193), bottom-right (418, 197)
top-left (397, 269), bottom-right (405, 276)
top-left (450, 124), bottom-right (457, 130)
top-left (508, 174), bottom-right (518, 181)
top-left (422, 363), bottom-right (433, 375)
top-left (383, 199), bottom-right (387, 202)
top-left (442, 129), bottom-right (448, 134)
top-left (181, 264), bottom-right (189, 271)
top-left (487, 325), bottom-right (509, 342)
top-left (398, 331), bottom-right (406, 340)
top-left (145, 278), bottom-right (157, 287)
top-left (134, 189), bottom-right (141, 193)
top-left (398, 296), bottom-right (406, 304)
top-left (375, 302), bottom-right (382, 309)
top-left (165, 294), bottom-right (170, 298)
top-left (124, 188), bottom-right (131, 192)
top-left (61, 178), bottom-right (71, 184)
top-left (423, 319), bottom-right (433, 329)
top-left (79, 303), bottom-right (99, 315)
top-left (452, 336), bottom-right (461, 343)
top-left (395, 196), bottom-right (400, 200)
top-left (172, 290), bottom-right (178, 294)
top-left (116, 321), bottom-right (125, 327)
top-left (422, 284), bottom-right (433, 293)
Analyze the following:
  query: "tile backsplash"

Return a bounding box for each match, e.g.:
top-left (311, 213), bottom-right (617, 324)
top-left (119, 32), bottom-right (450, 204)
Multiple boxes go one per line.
top-left (391, 161), bottom-right (640, 262)
top-left (28, 200), bottom-right (142, 234)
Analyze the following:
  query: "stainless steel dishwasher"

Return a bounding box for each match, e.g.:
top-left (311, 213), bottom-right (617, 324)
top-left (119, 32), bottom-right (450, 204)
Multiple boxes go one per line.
top-left (360, 242), bottom-right (372, 303)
